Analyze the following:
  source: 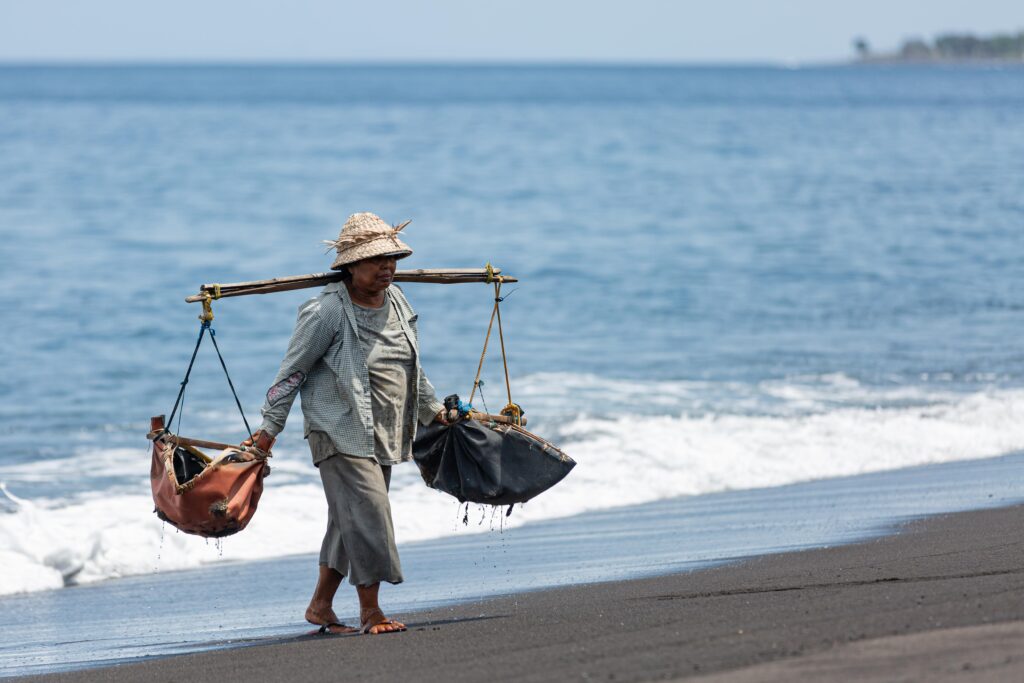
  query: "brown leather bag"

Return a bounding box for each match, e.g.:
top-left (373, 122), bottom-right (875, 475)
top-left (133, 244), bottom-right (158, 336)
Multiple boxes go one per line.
top-left (148, 415), bottom-right (274, 538)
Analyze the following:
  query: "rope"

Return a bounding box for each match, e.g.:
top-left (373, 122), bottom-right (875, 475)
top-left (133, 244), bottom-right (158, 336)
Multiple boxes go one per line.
top-left (167, 323), bottom-right (208, 429)
top-left (468, 265), bottom-right (522, 425)
top-left (199, 292), bottom-right (215, 324)
top-left (476, 379), bottom-right (491, 415)
top-left (468, 279), bottom-right (501, 404)
top-left (209, 326), bottom-right (253, 441)
top-left (165, 319), bottom-right (253, 442)
top-left (493, 279), bottom-right (513, 408)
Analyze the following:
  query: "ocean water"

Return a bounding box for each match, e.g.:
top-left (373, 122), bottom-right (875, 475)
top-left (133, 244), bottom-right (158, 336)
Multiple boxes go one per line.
top-left (1, 64), bottom-right (1024, 597)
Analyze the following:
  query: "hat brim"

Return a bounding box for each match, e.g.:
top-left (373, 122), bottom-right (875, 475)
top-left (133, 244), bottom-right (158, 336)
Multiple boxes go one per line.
top-left (330, 235), bottom-right (413, 270)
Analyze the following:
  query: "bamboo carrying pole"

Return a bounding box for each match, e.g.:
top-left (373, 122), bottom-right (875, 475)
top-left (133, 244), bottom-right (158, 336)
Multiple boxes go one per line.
top-left (464, 411), bottom-right (528, 427)
top-left (148, 416), bottom-right (275, 453)
top-left (185, 268), bottom-right (517, 303)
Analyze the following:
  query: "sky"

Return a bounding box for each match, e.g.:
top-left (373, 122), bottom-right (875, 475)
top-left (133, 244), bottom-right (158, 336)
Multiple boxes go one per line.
top-left (0, 0), bottom-right (1021, 64)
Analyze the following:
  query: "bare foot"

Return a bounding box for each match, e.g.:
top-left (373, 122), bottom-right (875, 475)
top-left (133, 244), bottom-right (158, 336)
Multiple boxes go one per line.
top-left (306, 605), bottom-right (357, 634)
top-left (360, 607), bottom-right (406, 635)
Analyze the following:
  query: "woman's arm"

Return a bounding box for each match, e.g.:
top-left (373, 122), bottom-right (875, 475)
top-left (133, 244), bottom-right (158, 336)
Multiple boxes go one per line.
top-left (258, 299), bottom-right (335, 437)
top-left (404, 308), bottom-right (445, 425)
top-left (416, 366), bottom-right (446, 425)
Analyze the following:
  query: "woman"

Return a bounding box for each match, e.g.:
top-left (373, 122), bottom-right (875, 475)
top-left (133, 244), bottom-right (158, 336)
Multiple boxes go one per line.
top-left (246, 212), bottom-right (447, 635)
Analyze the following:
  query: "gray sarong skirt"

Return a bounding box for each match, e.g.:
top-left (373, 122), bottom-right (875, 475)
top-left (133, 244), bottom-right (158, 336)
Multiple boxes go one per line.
top-left (309, 431), bottom-right (404, 586)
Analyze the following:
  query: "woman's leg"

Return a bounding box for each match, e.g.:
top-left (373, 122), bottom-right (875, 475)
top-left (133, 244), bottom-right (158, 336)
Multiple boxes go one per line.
top-left (318, 454), bottom-right (404, 587)
top-left (351, 464), bottom-right (404, 633)
top-left (356, 582), bottom-right (406, 634)
top-left (317, 453), bottom-right (405, 633)
top-left (306, 565), bottom-right (356, 633)
top-left (305, 432), bottom-right (357, 633)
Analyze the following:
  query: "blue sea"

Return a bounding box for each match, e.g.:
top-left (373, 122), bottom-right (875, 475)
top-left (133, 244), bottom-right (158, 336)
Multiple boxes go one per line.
top-left (1, 64), bottom-right (1024, 673)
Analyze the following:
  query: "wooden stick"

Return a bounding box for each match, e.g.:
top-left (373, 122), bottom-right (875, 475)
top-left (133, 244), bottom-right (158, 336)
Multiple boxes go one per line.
top-left (466, 411), bottom-right (528, 427)
top-left (148, 432), bottom-right (237, 451)
top-left (167, 436), bottom-right (240, 451)
top-left (148, 417), bottom-right (275, 452)
top-left (185, 268), bottom-right (517, 303)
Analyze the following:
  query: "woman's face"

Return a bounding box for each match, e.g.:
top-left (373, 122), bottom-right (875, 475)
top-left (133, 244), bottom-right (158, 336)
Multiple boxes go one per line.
top-left (348, 255), bottom-right (398, 293)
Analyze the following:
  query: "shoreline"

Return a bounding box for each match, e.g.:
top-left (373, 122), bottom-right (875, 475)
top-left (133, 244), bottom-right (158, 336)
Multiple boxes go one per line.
top-left (2, 452), bottom-right (1023, 677)
top-left (7, 450), bottom-right (1024, 600)
top-left (18, 502), bottom-right (1024, 682)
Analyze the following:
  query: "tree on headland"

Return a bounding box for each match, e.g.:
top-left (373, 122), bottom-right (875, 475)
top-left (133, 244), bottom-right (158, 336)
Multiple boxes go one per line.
top-left (856, 30), bottom-right (1024, 62)
top-left (900, 38), bottom-right (932, 60)
top-left (934, 32), bottom-right (1024, 59)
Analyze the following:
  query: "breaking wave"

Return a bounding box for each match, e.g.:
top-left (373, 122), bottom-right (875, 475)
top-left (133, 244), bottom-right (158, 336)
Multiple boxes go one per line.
top-left (2, 373), bottom-right (1023, 596)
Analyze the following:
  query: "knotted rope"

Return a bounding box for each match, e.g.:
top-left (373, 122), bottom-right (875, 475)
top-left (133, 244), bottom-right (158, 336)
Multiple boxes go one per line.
top-left (322, 219), bottom-right (411, 253)
top-left (468, 263), bottom-right (521, 424)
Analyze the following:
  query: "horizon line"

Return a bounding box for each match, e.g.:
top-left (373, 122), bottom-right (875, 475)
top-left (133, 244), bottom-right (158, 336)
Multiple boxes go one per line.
top-left (0, 57), bottom-right (855, 69)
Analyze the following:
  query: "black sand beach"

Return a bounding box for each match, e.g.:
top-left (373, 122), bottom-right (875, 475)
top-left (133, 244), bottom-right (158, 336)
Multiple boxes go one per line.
top-left (20, 503), bottom-right (1023, 683)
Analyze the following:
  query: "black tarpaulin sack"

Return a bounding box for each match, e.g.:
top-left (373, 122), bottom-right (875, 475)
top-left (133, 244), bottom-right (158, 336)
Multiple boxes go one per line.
top-left (413, 268), bottom-right (575, 505)
top-left (413, 417), bottom-right (575, 505)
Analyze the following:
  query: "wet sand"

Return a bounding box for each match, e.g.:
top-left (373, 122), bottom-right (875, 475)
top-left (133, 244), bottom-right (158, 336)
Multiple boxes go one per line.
top-left (20, 503), bottom-right (1023, 682)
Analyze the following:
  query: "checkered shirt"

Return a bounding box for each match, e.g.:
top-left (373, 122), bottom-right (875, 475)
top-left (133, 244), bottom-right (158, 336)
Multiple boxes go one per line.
top-left (259, 282), bottom-right (445, 464)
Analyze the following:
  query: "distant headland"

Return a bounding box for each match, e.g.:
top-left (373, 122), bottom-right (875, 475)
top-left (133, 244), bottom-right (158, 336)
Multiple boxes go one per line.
top-left (852, 31), bottom-right (1024, 63)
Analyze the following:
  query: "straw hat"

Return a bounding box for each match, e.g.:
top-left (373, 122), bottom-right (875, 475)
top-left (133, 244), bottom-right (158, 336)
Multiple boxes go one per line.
top-left (323, 212), bottom-right (413, 270)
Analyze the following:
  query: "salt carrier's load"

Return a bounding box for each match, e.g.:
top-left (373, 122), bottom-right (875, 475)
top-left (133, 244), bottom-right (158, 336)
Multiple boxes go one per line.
top-left (410, 267), bottom-right (575, 507)
top-left (148, 415), bottom-right (274, 538)
top-left (413, 395), bottom-right (575, 506)
top-left (148, 294), bottom-right (274, 538)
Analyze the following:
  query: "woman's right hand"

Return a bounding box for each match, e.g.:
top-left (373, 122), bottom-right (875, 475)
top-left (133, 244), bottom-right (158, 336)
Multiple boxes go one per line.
top-left (240, 430), bottom-right (262, 449)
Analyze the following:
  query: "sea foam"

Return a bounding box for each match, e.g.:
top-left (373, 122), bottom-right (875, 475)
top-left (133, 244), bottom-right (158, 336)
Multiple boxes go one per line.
top-left (2, 375), bottom-right (1023, 597)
